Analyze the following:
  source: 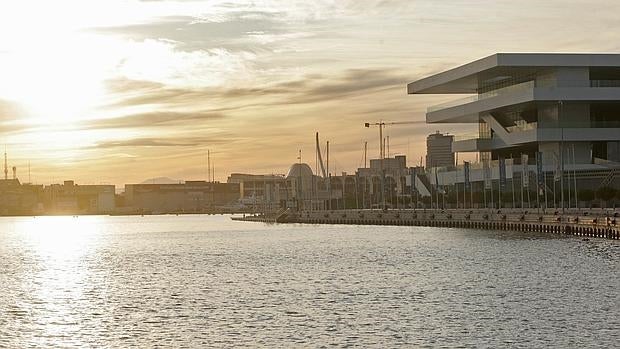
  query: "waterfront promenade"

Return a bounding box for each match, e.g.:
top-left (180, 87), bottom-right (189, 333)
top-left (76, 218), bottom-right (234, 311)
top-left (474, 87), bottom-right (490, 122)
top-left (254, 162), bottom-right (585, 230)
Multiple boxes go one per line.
top-left (234, 208), bottom-right (620, 240)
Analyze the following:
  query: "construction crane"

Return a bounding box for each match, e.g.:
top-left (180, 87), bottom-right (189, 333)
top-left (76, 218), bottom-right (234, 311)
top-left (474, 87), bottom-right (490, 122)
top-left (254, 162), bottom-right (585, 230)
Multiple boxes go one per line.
top-left (364, 120), bottom-right (423, 209)
top-left (364, 121), bottom-right (423, 160)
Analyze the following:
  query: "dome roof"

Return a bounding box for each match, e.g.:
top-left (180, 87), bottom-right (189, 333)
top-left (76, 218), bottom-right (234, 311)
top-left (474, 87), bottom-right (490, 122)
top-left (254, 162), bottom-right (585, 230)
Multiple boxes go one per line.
top-left (286, 163), bottom-right (314, 179)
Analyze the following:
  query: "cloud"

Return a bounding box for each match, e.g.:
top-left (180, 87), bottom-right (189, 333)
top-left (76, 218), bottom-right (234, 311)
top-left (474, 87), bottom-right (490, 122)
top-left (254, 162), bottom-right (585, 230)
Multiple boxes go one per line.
top-left (0, 98), bottom-right (28, 121)
top-left (91, 11), bottom-right (292, 52)
top-left (105, 68), bottom-right (408, 110)
top-left (0, 99), bottom-right (30, 133)
top-left (82, 110), bottom-right (225, 130)
top-left (112, 39), bottom-right (257, 87)
top-left (91, 136), bottom-right (228, 149)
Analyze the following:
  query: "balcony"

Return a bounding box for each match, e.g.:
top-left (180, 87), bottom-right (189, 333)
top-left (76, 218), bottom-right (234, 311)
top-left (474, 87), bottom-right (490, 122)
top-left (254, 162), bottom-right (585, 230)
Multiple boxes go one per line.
top-left (426, 79), bottom-right (620, 123)
top-left (452, 134), bottom-right (493, 152)
top-left (427, 81), bottom-right (535, 113)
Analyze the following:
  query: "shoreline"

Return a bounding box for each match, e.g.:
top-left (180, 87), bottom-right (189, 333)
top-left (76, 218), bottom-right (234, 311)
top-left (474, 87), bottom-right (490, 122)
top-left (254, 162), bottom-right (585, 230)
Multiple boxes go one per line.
top-left (233, 208), bottom-right (620, 240)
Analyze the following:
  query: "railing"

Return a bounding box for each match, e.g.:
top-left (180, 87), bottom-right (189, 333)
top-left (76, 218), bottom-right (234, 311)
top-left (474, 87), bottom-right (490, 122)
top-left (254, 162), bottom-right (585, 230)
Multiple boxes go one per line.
top-left (427, 79), bottom-right (620, 112)
top-left (427, 81), bottom-right (535, 112)
top-left (590, 79), bottom-right (620, 87)
top-left (539, 120), bottom-right (620, 128)
top-left (535, 79), bottom-right (620, 88)
top-left (453, 133), bottom-right (484, 142)
top-left (507, 121), bottom-right (537, 132)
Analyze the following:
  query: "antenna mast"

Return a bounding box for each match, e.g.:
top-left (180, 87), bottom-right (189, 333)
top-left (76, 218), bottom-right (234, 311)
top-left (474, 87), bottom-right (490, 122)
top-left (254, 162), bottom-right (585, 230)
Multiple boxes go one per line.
top-left (207, 150), bottom-right (211, 182)
top-left (364, 141), bottom-right (368, 168)
top-left (315, 132), bottom-right (327, 177)
top-left (4, 147), bottom-right (7, 180)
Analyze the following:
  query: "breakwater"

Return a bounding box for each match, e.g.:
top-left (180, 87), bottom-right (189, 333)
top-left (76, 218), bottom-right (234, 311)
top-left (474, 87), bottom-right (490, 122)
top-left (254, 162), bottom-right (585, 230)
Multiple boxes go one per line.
top-left (235, 208), bottom-right (620, 240)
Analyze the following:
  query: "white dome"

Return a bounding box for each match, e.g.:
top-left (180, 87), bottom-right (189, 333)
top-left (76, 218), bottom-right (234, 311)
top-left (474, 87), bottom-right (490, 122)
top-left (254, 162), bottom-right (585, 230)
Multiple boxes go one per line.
top-left (286, 163), bottom-right (314, 179)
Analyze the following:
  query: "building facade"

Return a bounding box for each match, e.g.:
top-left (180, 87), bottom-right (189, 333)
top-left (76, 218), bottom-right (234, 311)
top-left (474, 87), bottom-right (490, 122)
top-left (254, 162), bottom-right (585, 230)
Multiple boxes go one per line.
top-left (43, 181), bottom-right (116, 214)
top-left (426, 131), bottom-right (455, 168)
top-left (124, 181), bottom-right (240, 214)
top-left (0, 179), bottom-right (44, 215)
top-left (227, 173), bottom-right (288, 210)
top-left (409, 53), bottom-right (620, 199)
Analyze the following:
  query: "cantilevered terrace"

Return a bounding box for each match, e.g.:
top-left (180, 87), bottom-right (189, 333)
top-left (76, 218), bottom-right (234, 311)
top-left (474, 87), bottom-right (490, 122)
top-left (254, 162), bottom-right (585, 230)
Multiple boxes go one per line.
top-left (408, 53), bottom-right (620, 167)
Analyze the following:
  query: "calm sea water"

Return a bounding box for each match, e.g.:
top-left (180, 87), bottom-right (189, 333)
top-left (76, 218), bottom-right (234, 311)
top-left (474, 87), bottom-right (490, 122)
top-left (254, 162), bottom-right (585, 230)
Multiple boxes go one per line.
top-left (0, 215), bottom-right (618, 348)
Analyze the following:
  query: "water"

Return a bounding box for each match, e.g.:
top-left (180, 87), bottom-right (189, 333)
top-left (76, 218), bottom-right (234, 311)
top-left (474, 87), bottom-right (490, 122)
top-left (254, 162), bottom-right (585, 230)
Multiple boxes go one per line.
top-left (0, 215), bottom-right (618, 348)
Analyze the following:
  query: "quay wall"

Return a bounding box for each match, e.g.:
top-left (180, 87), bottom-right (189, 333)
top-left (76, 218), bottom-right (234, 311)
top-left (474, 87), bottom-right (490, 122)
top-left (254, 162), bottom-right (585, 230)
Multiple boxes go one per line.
top-left (276, 209), bottom-right (620, 240)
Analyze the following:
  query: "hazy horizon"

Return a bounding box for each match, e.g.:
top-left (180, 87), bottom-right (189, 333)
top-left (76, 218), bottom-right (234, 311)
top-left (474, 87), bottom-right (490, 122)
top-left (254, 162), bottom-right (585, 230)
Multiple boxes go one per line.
top-left (1, 0), bottom-right (619, 186)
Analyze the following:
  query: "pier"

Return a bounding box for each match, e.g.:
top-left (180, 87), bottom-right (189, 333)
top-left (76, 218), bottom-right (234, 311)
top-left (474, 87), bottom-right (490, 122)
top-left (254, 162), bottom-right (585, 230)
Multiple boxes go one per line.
top-left (234, 208), bottom-right (620, 240)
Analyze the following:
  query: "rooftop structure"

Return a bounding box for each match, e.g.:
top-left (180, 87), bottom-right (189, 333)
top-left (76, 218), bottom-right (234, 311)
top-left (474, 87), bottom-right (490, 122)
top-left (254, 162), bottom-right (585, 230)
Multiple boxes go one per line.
top-left (408, 53), bottom-right (620, 168)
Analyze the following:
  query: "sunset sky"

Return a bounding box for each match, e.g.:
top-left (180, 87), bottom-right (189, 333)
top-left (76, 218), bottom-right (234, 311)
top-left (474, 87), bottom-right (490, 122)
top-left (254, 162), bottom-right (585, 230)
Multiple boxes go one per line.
top-left (0, 0), bottom-right (619, 186)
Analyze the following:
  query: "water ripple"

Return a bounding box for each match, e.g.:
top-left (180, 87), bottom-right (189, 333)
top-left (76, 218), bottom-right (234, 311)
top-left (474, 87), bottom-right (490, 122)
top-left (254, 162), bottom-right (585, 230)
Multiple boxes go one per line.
top-left (0, 215), bottom-right (618, 347)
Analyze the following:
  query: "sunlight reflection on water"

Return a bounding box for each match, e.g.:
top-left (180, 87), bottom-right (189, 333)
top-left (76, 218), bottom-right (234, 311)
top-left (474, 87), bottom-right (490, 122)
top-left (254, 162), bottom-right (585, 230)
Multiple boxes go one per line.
top-left (0, 215), bottom-right (618, 347)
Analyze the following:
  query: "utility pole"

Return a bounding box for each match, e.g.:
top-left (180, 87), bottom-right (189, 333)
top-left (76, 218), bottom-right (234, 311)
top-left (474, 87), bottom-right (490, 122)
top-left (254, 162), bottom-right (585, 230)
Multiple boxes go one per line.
top-left (520, 154), bottom-right (525, 210)
top-left (327, 141), bottom-right (330, 210)
top-left (455, 152), bottom-right (459, 209)
top-left (362, 142), bottom-right (367, 209)
top-left (536, 152), bottom-right (541, 213)
top-left (298, 149), bottom-right (302, 210)
top-left (544, 169), bottom-right (548, 210)
top-left (364, 141), bottom-right (368, 168)
top-left (4, 147), bottom-right (7, 181)
top-left (559, 101), bottom-right (565, 213)
top-left (510, 155), bottom-right (516, 209)
top-left (572, 144), bottom-right (578, 209)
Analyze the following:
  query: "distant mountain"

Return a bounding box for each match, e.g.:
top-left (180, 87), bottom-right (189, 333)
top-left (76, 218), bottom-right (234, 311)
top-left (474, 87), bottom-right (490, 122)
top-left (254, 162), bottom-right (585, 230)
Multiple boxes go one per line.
top-left (140, 177), bottom-right (183, 184)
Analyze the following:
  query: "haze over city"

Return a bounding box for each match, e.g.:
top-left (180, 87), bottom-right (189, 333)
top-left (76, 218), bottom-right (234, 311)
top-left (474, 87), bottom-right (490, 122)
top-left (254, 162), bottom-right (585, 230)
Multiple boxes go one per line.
top-left (1, 0), bottom-right (619, 186)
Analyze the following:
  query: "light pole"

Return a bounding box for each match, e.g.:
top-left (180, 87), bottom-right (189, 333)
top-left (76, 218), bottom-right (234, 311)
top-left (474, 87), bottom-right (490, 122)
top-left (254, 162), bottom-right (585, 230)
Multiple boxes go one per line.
top-left (365, 122), bottom-right (386, 209)
top-left (559, 100), bottom-right (565, 214)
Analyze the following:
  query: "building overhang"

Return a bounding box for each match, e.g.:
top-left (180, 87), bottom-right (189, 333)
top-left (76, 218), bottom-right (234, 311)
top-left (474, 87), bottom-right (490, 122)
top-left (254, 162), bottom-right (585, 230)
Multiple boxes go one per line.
top-left (427, 87), bottom-right (620, 123)
top-left (408, 53), bottom-right (620, 94)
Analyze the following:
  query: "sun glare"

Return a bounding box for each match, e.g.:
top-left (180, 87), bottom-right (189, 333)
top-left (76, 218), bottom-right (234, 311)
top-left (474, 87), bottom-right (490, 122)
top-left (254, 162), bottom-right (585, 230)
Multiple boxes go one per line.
top-left (0, 36), bottom-right (109, 126)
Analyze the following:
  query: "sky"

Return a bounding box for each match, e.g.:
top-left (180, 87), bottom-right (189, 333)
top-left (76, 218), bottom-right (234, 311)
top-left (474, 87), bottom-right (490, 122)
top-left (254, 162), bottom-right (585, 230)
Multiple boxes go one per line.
top-left (0, 0), bottom-right (619, 186)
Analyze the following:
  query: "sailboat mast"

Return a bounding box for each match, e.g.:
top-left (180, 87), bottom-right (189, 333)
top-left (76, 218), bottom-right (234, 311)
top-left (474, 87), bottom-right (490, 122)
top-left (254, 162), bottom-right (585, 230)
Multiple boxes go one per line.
top-left (207, 150), bottom-right (211, 182)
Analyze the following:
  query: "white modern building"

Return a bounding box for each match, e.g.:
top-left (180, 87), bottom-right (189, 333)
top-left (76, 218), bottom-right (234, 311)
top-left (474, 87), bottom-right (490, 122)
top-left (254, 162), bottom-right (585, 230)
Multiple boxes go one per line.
top-left (409, 53), bottom-right (620, 195)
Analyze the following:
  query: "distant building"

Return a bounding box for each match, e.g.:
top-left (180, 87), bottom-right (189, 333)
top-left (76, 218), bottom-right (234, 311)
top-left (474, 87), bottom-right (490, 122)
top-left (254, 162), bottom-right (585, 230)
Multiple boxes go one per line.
top-left (227, 173), bottom-right (288, 210)
top-left (43, 181), bottom-right (115, 214)
top-left (229, 163), bottom-right (333, 211)
top-left (426, 131), bottom-right (455, 168)
top-left (124, 181), bottom-right (240, 214)
top-left (0, 179), bottom-right (115, 215)
top-left (0, 179), bottom-right (44, 215)
top-left (369, 155), bottom-right (407, 170)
